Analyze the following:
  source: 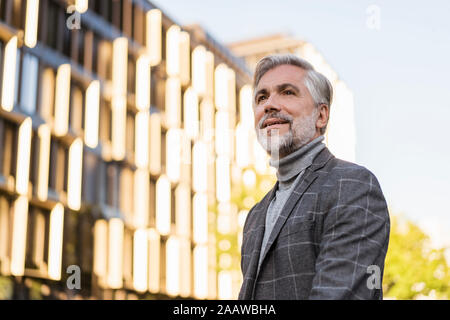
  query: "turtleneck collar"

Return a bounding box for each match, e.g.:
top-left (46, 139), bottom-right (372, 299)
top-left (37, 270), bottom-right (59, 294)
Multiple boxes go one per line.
top-left (269, 135), bottom-right (325, 185)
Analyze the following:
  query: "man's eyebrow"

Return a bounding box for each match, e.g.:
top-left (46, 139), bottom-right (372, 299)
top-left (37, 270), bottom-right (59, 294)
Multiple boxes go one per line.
top-left (276, 83), bottom-right (300, 93)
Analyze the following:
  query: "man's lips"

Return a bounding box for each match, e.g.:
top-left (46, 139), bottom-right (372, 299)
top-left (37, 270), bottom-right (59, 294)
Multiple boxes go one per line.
top-left (262, 118), bottom-right (290, 129)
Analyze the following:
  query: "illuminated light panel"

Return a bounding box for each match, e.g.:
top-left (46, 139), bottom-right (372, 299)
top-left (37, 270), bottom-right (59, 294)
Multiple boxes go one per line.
top-left (193, 245), bottom-right (208, 299)
top-left (227, 68), bottom-right (236, 112)
top-left (239, 85), bottom-right (254, 128)
top-left (112, 37), bottom-right (128, 97)
top-left (54, 64), bottom-right (71, 136)
top-left (67, 138), bottom-right (83, 211)
top-left (111, 96), bottom-right (127, 160)
top-left (10, 196), bottom-right (29, 276)
top-left (166, 128), bottom-right (181, 183)
top-left (235, 122), bottom-right (252, 168)
top-left (214, 64), bottom-right (229, 110)
top-left (165, 77), bottom-right (181, 128)
top-left (133, 229), bottom-right (148, 292)
top-left (215, 111), bottom-right (230, 156)
top-left (16, 118), bottom-right (32, 196)
top-left (192, 141), bottom-right (207, 193)
top-left (192, 46), bottom-right (206, 96)
top-left (193, 193), bottom-right (208, 244)
top-left (175, 183), bottom-right (191, 238)
top-left (183, 87), bottom-right (199, 140)
top-left (180, 133), bottom-right (191, 184)
top-left (179, 239), bottom-right (191, 297)
top-left (242, 169), bottom-right (256, 188)
top-left (179, 31), bottom-right (190, 86)
top-left (148, 229), bottom-right (160, 293)
top-left (216, 156), bottom-right (231, 203)
top-left (253, 137), bottom-right (270, 174)
top-left (166, 236), bottom-right (180, 297)
top-left (84, 80), bottom-right (100, 148)
top-left (166, 25), bottom-right (180, 77)
top-left (48, 203), bottom-right (64, 280)
top-left (200, 99), bottom-right (214, 142)
top-left (218, 271), bottom-right (233, 300)
top-left (149, 113), bottom-right (161, 175)
top-left (111, 37), bottom-right (128, 160)
top-left (1, 36), bottom-right (17, 111)
top-left (135, 110), bottom-right (150, 168)
top-left (134, 169), bottom-right (149, 228)
top-left (75, 0), bottom-right (88, 13)
top-left (24, 0), bottom-right (39, 48)
top-left (205, 51), bottom-right (215, 98)
top-left (135, 55), bottom-right (151, 111)
top-left (107, 218), bottom-right (124, 289)
top-left (155, 175), bottom-right (171, 236)
top-left (93, 220), bottom-right (108, 283)
top-left (146, 9), bottom-right (162, 66)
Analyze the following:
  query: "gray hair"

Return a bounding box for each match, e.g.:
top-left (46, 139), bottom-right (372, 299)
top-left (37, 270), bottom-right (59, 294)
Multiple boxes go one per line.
top-left (253, 54), bottom-right (333, 134)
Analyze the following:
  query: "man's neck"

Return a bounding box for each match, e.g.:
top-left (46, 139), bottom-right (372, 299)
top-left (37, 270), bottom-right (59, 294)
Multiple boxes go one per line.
top-left (270, 135), bottom-right (325, 184)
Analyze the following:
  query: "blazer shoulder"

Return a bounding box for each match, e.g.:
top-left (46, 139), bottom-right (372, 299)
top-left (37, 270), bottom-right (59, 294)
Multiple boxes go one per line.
top-left (323, 157), bottom-right (383, 188)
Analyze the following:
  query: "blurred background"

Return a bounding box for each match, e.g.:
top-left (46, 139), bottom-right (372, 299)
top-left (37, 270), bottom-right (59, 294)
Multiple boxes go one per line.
top-left (0, 0), bottom-right (448, 300)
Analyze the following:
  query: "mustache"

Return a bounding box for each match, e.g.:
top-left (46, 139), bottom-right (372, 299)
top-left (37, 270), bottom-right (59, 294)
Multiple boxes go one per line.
top-left (257, 112), bottom-right (293, 129)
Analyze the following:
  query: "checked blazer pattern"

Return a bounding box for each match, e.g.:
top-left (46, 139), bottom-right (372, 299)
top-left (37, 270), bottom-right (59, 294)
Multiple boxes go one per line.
top-left (239, 147), bottom-right (390, 300)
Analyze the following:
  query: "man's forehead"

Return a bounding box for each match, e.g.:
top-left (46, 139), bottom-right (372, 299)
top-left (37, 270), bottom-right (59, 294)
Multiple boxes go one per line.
top-left (255, 64), bottom-right (306, 90)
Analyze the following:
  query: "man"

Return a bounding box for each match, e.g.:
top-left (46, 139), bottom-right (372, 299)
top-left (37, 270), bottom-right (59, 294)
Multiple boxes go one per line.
top-left (239, 54), bottom-right (390, 300)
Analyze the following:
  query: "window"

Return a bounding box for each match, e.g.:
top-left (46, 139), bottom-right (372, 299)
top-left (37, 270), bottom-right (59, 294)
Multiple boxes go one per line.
top-left (127, 56), bottom-right (136, 96)
top-left (37, 66), bottom-right (55, 121)
top-left (0, 120), bottom-right (18, 178)
top-left (69, 84), bottom-right (84, 134)
top-left (82, 151), bottom-right (99, 204)
top-left (105, 162), bottom-right (118, 208)
top-left (13, 48), bottom-right (21, 107)
top-left (119, 165), bottom-right (133, 219)
top-left (133, 5), bottom-right (144, 46)
top-left (125, 110), bottom-right (135, 156)
top-left (20, 53), bottom-right (39, 114)
top-left (46, 1), bottom-right (58, 50)
top-left (25, 206), bottom-right (50, 273)
top-left (98, 98), bottom-right (111, 144)
top-left (28, 131), bottom-right (38, 191)
top-left (48, 138), bottom-right (68, 194)
top-left (0, 193), bottom-right (14, 273)
top-left (149, 177), bottom-right (156, 228)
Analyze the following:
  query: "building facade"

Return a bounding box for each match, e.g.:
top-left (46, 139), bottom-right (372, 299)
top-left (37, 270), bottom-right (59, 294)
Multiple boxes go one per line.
top-left (0, 0), bottom-right (262, 299)
top-left (229, 34), bottom-right (356, 162)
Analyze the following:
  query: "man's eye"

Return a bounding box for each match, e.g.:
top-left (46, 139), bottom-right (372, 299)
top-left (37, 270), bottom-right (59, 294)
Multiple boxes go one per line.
top-left (257, 96), bottom-right (267, 102)
top-left (284, 90), bottom-right (294, 95)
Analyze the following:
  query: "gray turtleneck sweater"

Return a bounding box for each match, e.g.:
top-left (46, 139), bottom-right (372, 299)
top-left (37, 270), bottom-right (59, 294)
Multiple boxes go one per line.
top-left (258, 135), bottom-right (326, 267)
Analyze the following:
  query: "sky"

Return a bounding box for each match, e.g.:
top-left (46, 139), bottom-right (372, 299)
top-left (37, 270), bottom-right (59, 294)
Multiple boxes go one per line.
top-left (149, 0), bottom-right (450, 240)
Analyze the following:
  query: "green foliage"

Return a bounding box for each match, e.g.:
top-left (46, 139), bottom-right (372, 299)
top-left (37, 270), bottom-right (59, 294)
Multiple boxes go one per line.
top-left (383, 214), bottom-right (450, 299)
top-left (0, 276), bottom-right (13, 300)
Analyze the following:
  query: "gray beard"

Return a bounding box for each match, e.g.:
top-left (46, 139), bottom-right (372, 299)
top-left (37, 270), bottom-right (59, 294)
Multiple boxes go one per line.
top-left (256, 109), bottom-right (318, 159)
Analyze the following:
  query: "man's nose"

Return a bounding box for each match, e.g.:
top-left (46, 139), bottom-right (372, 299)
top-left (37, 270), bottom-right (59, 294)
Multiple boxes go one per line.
top-left (263, 95), bottom-right (281, 114)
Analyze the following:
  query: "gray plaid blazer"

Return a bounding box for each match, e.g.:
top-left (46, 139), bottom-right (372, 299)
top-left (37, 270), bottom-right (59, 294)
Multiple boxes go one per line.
top-left (239, 147), bottom-right (390, 300)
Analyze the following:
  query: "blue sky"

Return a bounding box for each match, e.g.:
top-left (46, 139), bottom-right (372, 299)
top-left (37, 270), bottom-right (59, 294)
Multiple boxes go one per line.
top-left (150, 0), bottom-right (450, 230)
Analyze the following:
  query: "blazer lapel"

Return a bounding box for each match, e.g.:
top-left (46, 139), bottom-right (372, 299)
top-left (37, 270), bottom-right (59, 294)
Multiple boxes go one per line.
top-left (241, 182), bottom-right (278, 299)
top-left (255, 147), bottom-right (334, 279)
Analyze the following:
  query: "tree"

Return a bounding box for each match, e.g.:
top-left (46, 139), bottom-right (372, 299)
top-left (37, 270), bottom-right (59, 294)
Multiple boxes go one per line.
top-left (383, 214), bottom-right (450, 299)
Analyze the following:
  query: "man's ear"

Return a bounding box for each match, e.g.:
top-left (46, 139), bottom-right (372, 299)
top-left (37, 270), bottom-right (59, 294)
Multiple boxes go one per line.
top-left (316, 104), bottom-right (330, 132)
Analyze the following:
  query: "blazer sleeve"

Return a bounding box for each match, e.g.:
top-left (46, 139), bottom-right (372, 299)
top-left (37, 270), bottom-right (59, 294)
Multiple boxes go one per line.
top-left (308, 167), bottom-right (390, 300)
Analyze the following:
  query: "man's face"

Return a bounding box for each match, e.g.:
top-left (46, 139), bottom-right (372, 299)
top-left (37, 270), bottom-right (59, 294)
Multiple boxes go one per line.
top-left (253, 64), bottom-right (320, 158)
